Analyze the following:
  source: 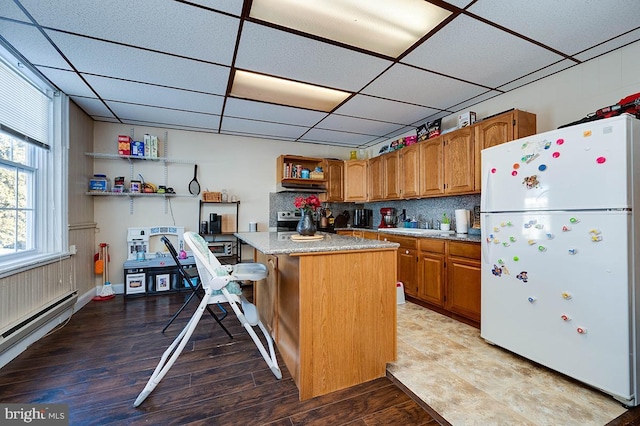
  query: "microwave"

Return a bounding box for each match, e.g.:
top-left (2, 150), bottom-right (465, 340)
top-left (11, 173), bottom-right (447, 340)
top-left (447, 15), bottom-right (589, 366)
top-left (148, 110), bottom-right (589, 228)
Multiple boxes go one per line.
top-left (208, 241), bottom-right (233, 257)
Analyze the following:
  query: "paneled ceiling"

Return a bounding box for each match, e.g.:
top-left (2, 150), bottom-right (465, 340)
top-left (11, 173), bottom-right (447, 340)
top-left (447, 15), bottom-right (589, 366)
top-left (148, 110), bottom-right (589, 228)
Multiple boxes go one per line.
top-left (1, 0), bottom-right (638, 148)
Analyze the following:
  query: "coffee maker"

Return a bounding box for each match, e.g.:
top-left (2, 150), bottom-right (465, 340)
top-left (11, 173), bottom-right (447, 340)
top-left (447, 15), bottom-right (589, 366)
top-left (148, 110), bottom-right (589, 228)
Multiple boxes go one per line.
top-left (379, 207), bottom-right (397, 228)
top-left (353, 209), bottom-right (372, 228)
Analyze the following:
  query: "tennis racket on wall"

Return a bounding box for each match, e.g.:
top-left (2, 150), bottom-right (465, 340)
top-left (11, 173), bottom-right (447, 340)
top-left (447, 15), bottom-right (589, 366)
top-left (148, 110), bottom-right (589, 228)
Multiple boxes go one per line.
top-left (189, 164), bottom-right (200, 195)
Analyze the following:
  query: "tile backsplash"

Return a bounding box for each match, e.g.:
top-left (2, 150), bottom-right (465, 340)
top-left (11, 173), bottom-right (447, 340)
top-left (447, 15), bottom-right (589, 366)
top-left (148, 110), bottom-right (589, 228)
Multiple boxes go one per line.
top-left (270, 192), bottom-right (480, 231)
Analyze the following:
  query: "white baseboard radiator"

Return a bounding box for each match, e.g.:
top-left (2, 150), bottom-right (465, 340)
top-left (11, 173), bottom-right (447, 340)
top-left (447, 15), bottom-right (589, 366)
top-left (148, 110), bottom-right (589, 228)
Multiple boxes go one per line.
top-left (0, 291), bottom-right (78, 355)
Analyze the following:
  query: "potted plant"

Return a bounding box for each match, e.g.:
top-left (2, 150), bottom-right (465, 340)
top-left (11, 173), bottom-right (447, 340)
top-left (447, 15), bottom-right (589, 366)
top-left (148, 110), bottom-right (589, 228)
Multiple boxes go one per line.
top-left (440, 213), bottom-right (451, 231)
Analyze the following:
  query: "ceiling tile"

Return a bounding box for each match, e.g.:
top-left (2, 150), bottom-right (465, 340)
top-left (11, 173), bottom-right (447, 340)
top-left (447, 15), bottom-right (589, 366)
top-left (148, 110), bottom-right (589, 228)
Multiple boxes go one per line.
top-left (44, 30), bottom-right (230, 94)
top-left (182, 0), bottom-right (244, 16)
top-left (220, 116), bottom-right (308, 140)
top-left (70, 96), bottom-right (114, 117)
top-left (468, 0), bottom-right (640, 56)
top-left (224, 98), bottom-right (327, 126)
top-left (574, 29), bottom-right (640, 62)
top-left (498, 60), bottom-right (574, 92)
top-left (18, 0), bottom-right (240, 65)
top-left (0, 20), bottom-right (71, 70)
top-left (106, 101), bottom-right (221, 130)
top-left (83, 74), bottom-right (224, 115)
top-left (36, 66), bottom-right (95, 97)
top-left (317, 114), bottom-right (403, 137)
top-left (402, 14), bottom-right (564, 88)
top-left (363, 63), bottom-right (487, 109)
top-left (235, 22), bottom-right (392, 92)
top-left (334, 94), bottom-right (441, 124)
top-left (0, 0), bottom-right (30, 21)
top-left (300, 128), bottom-right (379, 147)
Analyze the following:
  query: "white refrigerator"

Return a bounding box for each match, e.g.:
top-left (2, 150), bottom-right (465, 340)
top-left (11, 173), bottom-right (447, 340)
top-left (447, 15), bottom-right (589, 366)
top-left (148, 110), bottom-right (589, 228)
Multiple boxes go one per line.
top-left (480, 114), bottom-right (640, 406)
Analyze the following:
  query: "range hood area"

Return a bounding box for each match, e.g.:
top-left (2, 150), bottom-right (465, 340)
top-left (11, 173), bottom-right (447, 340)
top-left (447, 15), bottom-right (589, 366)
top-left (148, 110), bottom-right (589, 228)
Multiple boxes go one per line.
top-left (276, 181), bottom-right (327, 193)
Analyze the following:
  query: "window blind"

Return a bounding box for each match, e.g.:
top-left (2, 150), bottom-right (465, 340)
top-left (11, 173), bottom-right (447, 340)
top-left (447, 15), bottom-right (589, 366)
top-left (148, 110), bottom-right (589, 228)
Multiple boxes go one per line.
top-left (0, 60), bottom-right (50, 148)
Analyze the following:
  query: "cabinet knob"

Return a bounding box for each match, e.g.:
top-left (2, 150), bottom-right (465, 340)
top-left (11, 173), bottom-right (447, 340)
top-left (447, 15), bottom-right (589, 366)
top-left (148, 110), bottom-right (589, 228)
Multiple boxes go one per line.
top-left (405, 250), bottom-right (409, 254)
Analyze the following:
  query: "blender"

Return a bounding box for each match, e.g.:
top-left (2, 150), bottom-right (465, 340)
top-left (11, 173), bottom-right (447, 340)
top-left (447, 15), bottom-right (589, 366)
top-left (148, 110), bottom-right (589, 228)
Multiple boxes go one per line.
top-left (379, 207), bottom-right (397, 228)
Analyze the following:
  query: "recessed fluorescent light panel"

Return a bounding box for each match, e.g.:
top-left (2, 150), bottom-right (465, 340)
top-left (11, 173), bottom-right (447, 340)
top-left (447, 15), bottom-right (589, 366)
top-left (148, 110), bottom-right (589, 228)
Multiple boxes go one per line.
top-left (250, 0), bottom-right (452, 58)
top-left (230, 70), bottom-right (351, 112)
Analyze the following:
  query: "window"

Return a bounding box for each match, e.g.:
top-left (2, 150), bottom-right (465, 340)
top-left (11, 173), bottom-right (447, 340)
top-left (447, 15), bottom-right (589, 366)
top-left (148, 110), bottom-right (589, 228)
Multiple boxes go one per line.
top-left (0, 132), bottom-right (36, 255)
top-left (0, 43), bottom-right (67, 274)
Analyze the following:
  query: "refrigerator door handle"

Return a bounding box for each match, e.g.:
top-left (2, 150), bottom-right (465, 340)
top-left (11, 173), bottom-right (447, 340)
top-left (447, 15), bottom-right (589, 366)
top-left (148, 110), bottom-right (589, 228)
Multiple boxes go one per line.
top-left (480, 164), bottom-right (491, 212)
top-left (480, 214), bottom-right (490, 264)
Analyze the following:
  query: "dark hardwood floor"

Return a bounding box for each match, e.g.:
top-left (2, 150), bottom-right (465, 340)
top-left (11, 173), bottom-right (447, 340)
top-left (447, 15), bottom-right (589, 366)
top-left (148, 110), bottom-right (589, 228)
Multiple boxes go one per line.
top-left (3, 289), bottom-right (640, 425)
top-left (0, 290), bottom-right (439, 425)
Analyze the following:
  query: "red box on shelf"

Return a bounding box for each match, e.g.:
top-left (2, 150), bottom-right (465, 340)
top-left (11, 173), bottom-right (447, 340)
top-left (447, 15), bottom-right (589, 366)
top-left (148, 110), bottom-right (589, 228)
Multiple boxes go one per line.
top-left (118, 135), bottom-right (132, 155)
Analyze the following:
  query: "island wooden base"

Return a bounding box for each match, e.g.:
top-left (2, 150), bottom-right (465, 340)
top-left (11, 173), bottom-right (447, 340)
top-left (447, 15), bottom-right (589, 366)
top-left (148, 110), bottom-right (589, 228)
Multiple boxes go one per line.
top-left (255, 248), bottom-right (397, 400)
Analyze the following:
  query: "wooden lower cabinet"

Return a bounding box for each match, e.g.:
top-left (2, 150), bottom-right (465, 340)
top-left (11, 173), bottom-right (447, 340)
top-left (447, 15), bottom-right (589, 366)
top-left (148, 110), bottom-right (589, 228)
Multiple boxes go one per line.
top-left (446, 241), bottom-right (481, 323)
top-left (417, 239), bottom-right (445, 307)
top-left (412, 237), bottom-right (480, 325)
top-left (378, 234), bottom-right (417, 297)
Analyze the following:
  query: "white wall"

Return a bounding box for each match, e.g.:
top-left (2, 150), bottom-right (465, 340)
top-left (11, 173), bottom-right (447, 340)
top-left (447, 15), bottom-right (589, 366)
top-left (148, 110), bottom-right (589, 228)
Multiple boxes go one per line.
top-left (92, 123), bottom-right (352, 285)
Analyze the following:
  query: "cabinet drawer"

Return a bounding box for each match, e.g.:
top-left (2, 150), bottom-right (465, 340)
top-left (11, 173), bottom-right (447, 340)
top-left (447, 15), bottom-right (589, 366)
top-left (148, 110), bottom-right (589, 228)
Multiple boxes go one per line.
top-left (378, 234), bottom-right (417, 249)
top-left (448, 241), bottom-right (480, 259)
top-left (419, 238), bottom-right (445, 253)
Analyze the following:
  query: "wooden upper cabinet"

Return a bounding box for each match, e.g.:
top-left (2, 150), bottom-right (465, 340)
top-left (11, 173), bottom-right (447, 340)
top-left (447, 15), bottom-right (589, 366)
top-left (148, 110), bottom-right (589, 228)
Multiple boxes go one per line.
top-left (443, 127), bottom-right (474, 194)
top-left (367, 156), bottom-right (385, 201)
top-left (474, 109), bottom-right (536, 190)
top-left (400, 144), bottom-right (420, 199)
top-left (419, 137), bottom-right (444, 197)
top-left (322, 159), bottom-right (344, 202)
top-left (344, 160), bottom-right (368, 202)
top-left (384, 151), bottom-right (400, 200)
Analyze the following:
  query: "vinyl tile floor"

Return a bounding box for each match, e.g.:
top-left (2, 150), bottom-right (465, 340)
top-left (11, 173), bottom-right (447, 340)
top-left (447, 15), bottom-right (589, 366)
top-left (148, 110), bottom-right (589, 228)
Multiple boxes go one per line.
top-left (389, 302), bottom-right (628, 426)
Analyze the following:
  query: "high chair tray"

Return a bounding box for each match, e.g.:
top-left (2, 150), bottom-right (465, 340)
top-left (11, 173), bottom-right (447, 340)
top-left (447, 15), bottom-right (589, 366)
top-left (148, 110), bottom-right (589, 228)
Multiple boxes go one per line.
top-left (232, 262), bottom-right (268, 280)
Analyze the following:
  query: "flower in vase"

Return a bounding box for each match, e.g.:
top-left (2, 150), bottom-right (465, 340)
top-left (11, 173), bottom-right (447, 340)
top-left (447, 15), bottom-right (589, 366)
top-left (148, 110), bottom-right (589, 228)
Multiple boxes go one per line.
top-left (294, 195), bottom-right (321, 214)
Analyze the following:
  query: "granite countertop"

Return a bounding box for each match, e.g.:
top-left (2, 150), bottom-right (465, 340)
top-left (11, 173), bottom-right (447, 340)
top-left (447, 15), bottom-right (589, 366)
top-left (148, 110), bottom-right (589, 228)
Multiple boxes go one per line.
top-left (334, 227), bottom-right (482, 243)
top-left (235, 231), bottom-right (399, 255)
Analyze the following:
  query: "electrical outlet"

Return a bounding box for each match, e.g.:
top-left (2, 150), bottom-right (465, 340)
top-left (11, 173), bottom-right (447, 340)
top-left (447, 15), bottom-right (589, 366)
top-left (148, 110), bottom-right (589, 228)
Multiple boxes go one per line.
top-left (69, 245), bottom-right (77, 255)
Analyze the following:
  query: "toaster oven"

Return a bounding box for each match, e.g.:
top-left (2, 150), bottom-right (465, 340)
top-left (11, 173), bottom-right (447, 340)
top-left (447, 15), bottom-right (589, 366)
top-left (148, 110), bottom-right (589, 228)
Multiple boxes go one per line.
top-left (208, 241), bottom-right (233, 257)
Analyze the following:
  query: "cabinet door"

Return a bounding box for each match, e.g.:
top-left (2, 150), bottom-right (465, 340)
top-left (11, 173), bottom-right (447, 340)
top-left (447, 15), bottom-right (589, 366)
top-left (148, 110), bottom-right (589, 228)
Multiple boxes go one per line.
top-left (254, 252), bottom-right (278, 337)
top-left (419, 138), bottom-right (444, 196)
top-left (417, 251), bottom-right (445, 307)
top-left (446, 242), bottom-right (481, 322)
top-left (361, 230), bottom-right (379, 240)
top-left (400, 144), bottom-right (420, 198)
top-left (344, 160), bottom-right (368, 202)
top-left (367, 156), bottom-right (385, 201)
top-left (384, 151), bottom-right (401, 199)
top-left (379, 234), bottom-right (417, 296)
top-left (444, 127), bottom-right (474, 194)
top-left (324, 159), bottom-right (344, 202)
top-left (474, 110), bottom-right (536, 190)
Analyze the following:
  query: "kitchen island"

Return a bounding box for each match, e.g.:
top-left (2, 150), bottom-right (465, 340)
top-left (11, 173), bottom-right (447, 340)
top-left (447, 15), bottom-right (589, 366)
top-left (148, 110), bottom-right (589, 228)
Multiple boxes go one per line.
top-left (235, 231), bottom-right (399, 400)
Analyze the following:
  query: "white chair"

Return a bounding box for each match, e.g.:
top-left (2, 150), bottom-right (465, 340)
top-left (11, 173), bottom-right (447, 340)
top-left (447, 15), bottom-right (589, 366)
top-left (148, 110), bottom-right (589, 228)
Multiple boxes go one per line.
top-left (133, 231), bottom-right (282, 407)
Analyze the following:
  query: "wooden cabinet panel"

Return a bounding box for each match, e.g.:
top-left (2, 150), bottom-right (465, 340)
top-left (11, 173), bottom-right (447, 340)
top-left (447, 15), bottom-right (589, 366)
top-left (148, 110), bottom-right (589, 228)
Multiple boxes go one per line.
top-left (361, 230), bottom-right (379, 240)
top-left (418, 250), bottom-right (445, 307)
top-left (323, 159), bottom-right (343, 202)
top-left (379, 234), bottom-right (417, 296)
top-left (443, 127), bottom-right (474, 194)
top-left (474, 109), bottom-right (537, 190)
top-left (344, 160), bottom-right (368, 202)
top-left (400, 144), bottom-right (420, 198)
top-left (367, 156), bottom-right (384, 201)
top-left (446, 256), bottom-right (481, 323)
top-left (384, 151), bottom-right (401, 199)
top-left (254, 251), bottom-right (278, 338)
top-left (419, 138), bottom-right (445, 197)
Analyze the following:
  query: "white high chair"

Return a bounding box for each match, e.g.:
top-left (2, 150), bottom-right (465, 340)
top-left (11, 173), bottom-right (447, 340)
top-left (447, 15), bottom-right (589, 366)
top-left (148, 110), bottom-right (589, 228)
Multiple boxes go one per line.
top-left (133, 231), bottom-right (281, 407)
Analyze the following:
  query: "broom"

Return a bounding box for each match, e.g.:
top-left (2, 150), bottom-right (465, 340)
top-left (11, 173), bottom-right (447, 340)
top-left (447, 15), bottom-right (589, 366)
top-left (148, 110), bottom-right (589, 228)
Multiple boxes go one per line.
top-left (93, 243), bottom-right (115, 301)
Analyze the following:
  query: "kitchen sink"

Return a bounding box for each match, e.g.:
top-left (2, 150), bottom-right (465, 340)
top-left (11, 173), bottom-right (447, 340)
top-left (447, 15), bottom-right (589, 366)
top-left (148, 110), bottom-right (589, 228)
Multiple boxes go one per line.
top-left (377, 228), bottom-right (455, 236)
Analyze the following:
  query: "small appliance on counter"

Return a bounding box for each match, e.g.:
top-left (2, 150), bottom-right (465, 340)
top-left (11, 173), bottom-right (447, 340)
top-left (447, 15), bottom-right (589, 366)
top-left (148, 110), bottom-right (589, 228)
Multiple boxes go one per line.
top-left (379, 207), bottom-right (397, 228)
top-left (353, 208), bottom-right (372, 228)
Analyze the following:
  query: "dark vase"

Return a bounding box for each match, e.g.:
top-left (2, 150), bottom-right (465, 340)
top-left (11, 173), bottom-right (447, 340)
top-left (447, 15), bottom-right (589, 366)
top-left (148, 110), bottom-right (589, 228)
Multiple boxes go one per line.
top-left (296, 209), bottom-right (317, 236)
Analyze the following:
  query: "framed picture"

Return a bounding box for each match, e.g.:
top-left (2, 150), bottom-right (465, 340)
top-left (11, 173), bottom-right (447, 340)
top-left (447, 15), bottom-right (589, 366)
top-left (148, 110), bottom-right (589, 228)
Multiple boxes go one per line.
top-left (156, 274), bottom-right (170, 292)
